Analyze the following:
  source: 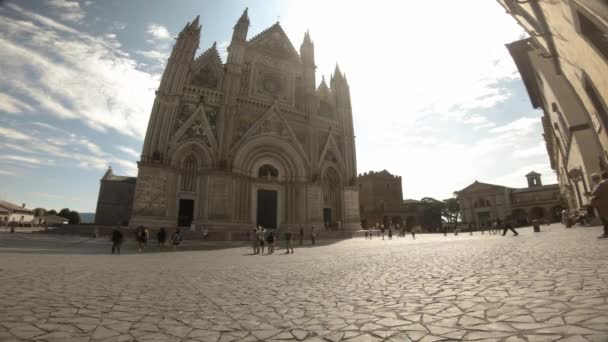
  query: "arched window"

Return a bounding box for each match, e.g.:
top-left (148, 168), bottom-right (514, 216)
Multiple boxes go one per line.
top-left (182, 155), bottom-right (197, 191)
top-left (258, 164), bottom-right (279, 180)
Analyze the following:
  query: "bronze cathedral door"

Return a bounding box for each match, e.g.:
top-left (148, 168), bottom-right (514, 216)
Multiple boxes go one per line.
top-left (256, 190), bottom-right (277, 229)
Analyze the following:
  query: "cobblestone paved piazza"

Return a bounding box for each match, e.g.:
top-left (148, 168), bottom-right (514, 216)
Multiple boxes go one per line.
top-left (1, 225), bottom-right (607, 341)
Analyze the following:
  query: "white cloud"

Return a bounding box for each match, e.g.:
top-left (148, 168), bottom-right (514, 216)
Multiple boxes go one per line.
top-left (512, 142), bottom-right (547, 159)
top-left (0, 127), bottom-right (30, 140)
top-left (116, 146), bottom-right (140, 159)
top-left (136, 50), bottom-right (169, 64)
top-left (146, 23), bottom-right (171, 41)
top-left (217, 41), bottom-right (229, 62)
top-left (0, 93), bottom-right (35, 113)
top-left (0, 170), bottom-right (17, 176)
top-left (47, 0), bottom-right (86, 23)
top-left (490, 163), bottom-right (556, 188)
top-left (4, 155), bottom-right (45, 165)
top-left (0, 124), bottom-right (137, 175)
top-left (490, 117), bottom-right (541, 136)
top-left (0, 4), bottom-right (160, 138)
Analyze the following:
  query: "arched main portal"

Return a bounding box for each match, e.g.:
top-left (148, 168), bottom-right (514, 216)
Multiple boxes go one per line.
top-left (233, 136), bottom-right (308, 229)
top-left (322, 166), bottom-right (342, 229)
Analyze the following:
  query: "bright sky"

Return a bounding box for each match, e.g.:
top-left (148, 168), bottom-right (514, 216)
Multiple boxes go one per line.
top-left (0, 0), bottom-right (554, 212)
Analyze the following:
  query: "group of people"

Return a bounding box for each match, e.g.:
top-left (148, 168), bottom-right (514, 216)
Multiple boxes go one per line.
top-left (110, 226), bottom-right (184, 254)
top-left (250, 225), bottom-right (318, 255)
top-left (365, 224), bottom-right (418, 240)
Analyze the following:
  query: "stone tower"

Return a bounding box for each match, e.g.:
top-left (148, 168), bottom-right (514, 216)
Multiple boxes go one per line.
top-left (129, 10), bottom-right (360, 237)
top-left (526, 171), bottom-right (542, 188)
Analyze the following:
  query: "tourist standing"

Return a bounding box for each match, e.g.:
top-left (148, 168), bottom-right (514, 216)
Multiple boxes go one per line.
top-left (380, 225), bottom-right (385, 240)
top-left (143, 227), bottom-right (150, 247)
top-left (364, 229), bottom-right (369, 240)
top-left (284, 227), bottom-right (294, 254)
top-left (202, 226), bottom-right (209, 241)
top-left (481, 222), bottom-right (486, 235)
top-left (267, 230), bottom-right (275, 254)
top-left (251, 227), bottom-right (259, 254)
top-left (135, 226), bottom-right (145, 252)
top-left (157, 227), bottom-right (167, 250)
top-left (299, 225), bottom-right (304, 246)
top-left (172, 228), bottom-right (182, 249)
top-left (591, 171), bottom-right (608, 239)
top-left (388, 226), bottom-right (393, 240)
top-left (111, 227), bottom-right (123, 254)
top-left (411, 226), bottom-right (416, 239)
top-left (310, 226), bottom-right (316, 246)
top-left (257, 226), bottom-right (266, 254)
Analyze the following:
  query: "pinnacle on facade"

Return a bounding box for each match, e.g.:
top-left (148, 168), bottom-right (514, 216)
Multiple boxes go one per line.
top-left (237, 7), bottom-right (250, 26)
top-left (181, 15), bottom-right (201, 35)
top-left (304, 29), bottom-right (312, 44)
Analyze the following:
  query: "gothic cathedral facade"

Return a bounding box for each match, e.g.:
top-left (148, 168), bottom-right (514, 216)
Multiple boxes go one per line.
top-left (129, 10), bottom-right (360, 235)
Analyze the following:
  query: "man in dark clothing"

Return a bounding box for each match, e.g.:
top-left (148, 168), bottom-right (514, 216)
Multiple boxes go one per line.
top-left (111, 228), bottom-right (123, 254)
top-left (502, 221), bottom-right (519, 236)
top-left (157, 227), bottom-right (167, 250)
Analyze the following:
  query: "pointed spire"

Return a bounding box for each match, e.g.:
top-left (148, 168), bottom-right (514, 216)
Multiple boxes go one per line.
top-left (303, 29), bottom-right (312, 44)
top-left (237, 7), bottom-right (250, 25)
top-left (191, 15), bottom-right (200, 27)
top-left (318, 75), bottom-right (329, 95)
top-left (334, 63), bottom-right (343, 79)
top-left (102, 166), bottom-right (113, 180)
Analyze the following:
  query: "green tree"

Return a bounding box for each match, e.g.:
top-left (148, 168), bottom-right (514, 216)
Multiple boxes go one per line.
top-left (33, 208), bottom-right (47, 217)
top-left (58, 208), bottom-right (71, 219)
top-left (420, 198), bottom-right (444, 232)
top-left (47, 209), bottom-right (57, 215)
top-left (442, 198), bottom-right (460, 225)
top-left (67, 211), bottom-right (81, 224)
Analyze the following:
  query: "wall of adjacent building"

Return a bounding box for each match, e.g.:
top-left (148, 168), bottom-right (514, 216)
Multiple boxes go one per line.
top-left (499, 0), bottom-right (608, 210)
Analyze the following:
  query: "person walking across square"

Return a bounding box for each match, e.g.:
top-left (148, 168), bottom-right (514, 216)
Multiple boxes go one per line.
top-left (111, 227), bottom-right (123, 254)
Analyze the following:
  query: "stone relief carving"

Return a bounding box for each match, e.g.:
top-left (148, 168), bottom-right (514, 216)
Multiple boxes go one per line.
top-left (205, 107), bottom-right (218, 137)
top-left (179, 119), bottom-right (212, 148)
top-left (191, 65), bottom-right (219, 89)
top-left (174, 102), bottom-right (197, 132)
top-left (259, 31), bottom-right (293, 60)
top-left (252, 115), bottom-right (290, 138)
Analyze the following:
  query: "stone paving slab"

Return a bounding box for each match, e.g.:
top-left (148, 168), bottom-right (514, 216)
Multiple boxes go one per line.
top-left (1, 224), bottom-right (607, 341)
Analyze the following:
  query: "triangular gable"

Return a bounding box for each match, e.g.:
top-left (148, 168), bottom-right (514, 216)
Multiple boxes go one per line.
top-left (457, 181), bottom-right (509, 194)
top-left (191, 42), bottom-right (224, 89)
top-left (170, 103), bottom-right (218, 152)
top-left (246, 23), bottom-right (300, 62)
top-left (231, 102), bottom-right (309, 163)
top-left (318, 130), bottom-right (345, 168)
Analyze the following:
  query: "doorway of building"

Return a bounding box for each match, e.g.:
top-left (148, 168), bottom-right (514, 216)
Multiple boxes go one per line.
top-left (178, 199), bottom-right (194, 227)
top-left (256, 190), bottom-right (278, 229)
top-left (323, 208), bottom-right (332, 228)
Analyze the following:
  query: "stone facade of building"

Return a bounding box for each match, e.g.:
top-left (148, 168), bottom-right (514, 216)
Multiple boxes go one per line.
top-left (95, 167), bottom-right (136, 226)
top-left (499, 0), bottom-right (608, 211)
top-left (357, 170), bottom-right (439, 231)
top-left (120, 10), bottom-right (359, 236)
top-left (457, 172), bottom-right (562, 227)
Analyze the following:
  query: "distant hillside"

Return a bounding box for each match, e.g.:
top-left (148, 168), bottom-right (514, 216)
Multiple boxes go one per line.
top-left (79, 213), bottom-right (95, 224)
